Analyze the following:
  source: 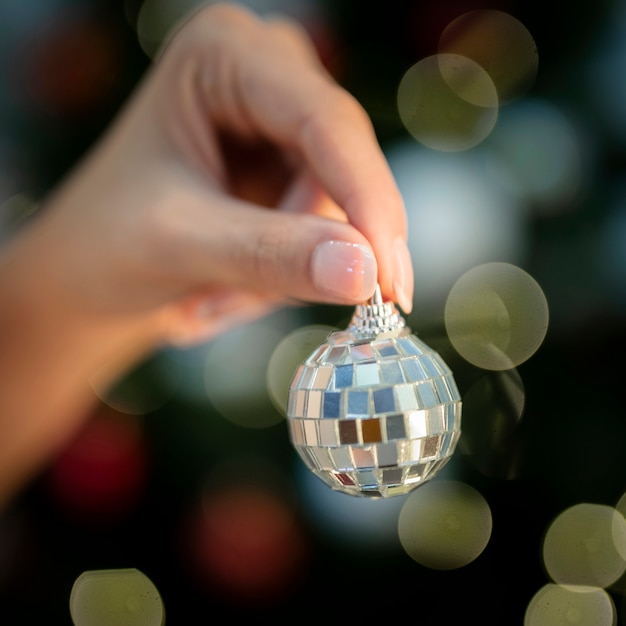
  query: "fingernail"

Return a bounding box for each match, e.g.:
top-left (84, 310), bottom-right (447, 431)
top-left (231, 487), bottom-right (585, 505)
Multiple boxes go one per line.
top-left (311, 240), bottom-right (377, 302)
top-left (392, 236), bottom-right (414, 313)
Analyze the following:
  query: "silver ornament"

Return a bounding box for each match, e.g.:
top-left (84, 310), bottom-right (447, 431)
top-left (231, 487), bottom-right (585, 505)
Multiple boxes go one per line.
top-left (286, 286), bottom-right (462, 498)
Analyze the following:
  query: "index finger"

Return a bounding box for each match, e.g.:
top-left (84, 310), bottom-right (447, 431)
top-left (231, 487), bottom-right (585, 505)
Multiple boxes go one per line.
top-left (170, 3), bottom-right (414, 311)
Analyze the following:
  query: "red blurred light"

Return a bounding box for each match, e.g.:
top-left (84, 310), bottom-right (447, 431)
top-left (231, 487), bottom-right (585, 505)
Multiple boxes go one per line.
top-left (47, 406), bottom-right (148, 523)
top-left (185, 485), bottom-right (310, 606)
top-left (13, 12), bottom-right (123, 117)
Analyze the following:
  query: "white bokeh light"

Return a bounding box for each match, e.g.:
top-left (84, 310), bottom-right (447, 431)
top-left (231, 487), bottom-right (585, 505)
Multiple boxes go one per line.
top-left (386, 140), bottom-right (527, 317)
top-left (204, 319), bottom-right (285, 428)
top-left (296, 462), bottom-right (406, 552)
top-left (484, 98), bottom-right (590, 214)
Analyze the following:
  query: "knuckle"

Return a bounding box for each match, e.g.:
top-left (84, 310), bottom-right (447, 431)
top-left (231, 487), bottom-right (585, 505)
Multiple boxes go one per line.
top-left (299, 85), bottom-right (373, 142)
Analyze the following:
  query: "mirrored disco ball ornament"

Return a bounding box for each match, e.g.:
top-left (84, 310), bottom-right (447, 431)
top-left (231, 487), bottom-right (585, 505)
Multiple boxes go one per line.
top-left (286, 286), bottom-right (462, 498)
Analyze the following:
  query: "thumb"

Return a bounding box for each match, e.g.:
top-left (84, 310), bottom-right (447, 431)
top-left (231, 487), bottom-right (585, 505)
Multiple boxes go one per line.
top-left (176, 191), bottom-right (378, 306)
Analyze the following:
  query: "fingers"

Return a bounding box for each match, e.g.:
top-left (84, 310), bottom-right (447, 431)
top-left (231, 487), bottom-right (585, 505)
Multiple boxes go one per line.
top-left (161, 3), bottom-right (414, 311)
top-left (156, 168), bottom-right (378, 307)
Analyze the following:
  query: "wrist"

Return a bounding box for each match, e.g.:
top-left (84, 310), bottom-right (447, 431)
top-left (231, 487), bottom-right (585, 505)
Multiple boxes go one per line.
top-left (0, 221), bottom-right (166, 507)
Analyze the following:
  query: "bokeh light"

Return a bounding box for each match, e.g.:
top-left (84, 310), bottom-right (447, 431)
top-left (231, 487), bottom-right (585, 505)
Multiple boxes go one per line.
top-left (296, 462), bottom-right (406, 552)
top-left (266, 324), bottom-right (336, 415)
top-left (135, 0), bottom-right (202, 58)
top-left (397, 479), bottom-right (492, 570)
top-left (386, 141), bottom-right (527, 316)
top-left (397, 53), bottom-right (499, 152)
top-left (204, 320), bottom-right (284, 428)
top-left (184, 478), bottom-right (310, 606)
top-left (484, 98), bottom-right (589, 214)
top-left (438, 10), bottom-right (538, 104)
top-left (0, 192), bottom-right (39, 242)
top-left (614, 490), bottom-right (626, 522)
top-left (90, 356), bottom-right (177, 416)
top-left (459, 367), bottom-right (526, 479)
top-left (444, 262), bottom-right (549, 371)
top-left (69, 568), bottom-right (164, 626)
top-left (15, 11), bottom-right (122, 117)
top-left (524, 584), bottom-right (616, 626)
top-left (48, 406), bottom-right (148, 523)
top-left (542, 503), bottom-right (626, 589)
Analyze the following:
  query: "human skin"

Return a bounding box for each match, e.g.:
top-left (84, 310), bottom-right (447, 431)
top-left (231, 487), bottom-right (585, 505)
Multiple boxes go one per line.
top-left (0, 3), bottom-right (413, 509)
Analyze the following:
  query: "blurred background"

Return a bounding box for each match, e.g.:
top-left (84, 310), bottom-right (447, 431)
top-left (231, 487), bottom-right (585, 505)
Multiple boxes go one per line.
top-left (2, 0), bottom-right (626, 623)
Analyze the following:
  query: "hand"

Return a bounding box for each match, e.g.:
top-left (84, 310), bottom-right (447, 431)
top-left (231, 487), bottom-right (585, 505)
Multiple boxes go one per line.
top-left (28, 2), bottom-right (412, 343)
top-left (0, 2), bottom-right (413, 505)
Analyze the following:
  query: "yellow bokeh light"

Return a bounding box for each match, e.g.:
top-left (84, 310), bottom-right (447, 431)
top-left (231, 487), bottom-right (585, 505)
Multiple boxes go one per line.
top-left (135, 0), bottom-right (205, 58)
top-left (266, 324), bottom-right (337, 415)
top-left (439, 10), bottom-right (538, 104)
top-left (0, 193), bottom-right (39, 238)
top-left (204, 320), bottom-right (284, 428)
top-left (524, 584), bottom-right (616, 626)
top-left (397, 479), bottom-right (492, 570)
top-left (444, 262), bottom-right (549, 370)
top-left (397, 53), bottom-right (499, 152)
top-left (90, 357), bottom-right (175, 416)
top-left (614, 491), bottom-right (626, 564)
top-left (69, 568), bottom-right (164, 626)
top-left (543, 503), bottom-right (626, 589)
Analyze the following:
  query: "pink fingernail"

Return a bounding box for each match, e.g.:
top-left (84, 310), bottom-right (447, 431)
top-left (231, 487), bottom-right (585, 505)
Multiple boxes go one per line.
top-left (312, 240), bottom-right (377, 302)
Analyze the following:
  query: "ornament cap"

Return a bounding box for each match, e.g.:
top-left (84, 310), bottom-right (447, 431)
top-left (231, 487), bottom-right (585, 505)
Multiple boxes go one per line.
top-left (348, 284), bottom-right (406, 338)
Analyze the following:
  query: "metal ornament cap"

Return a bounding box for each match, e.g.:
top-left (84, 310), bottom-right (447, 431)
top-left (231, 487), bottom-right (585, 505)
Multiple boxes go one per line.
top-left (286, 286), bottom-right (462, 498)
